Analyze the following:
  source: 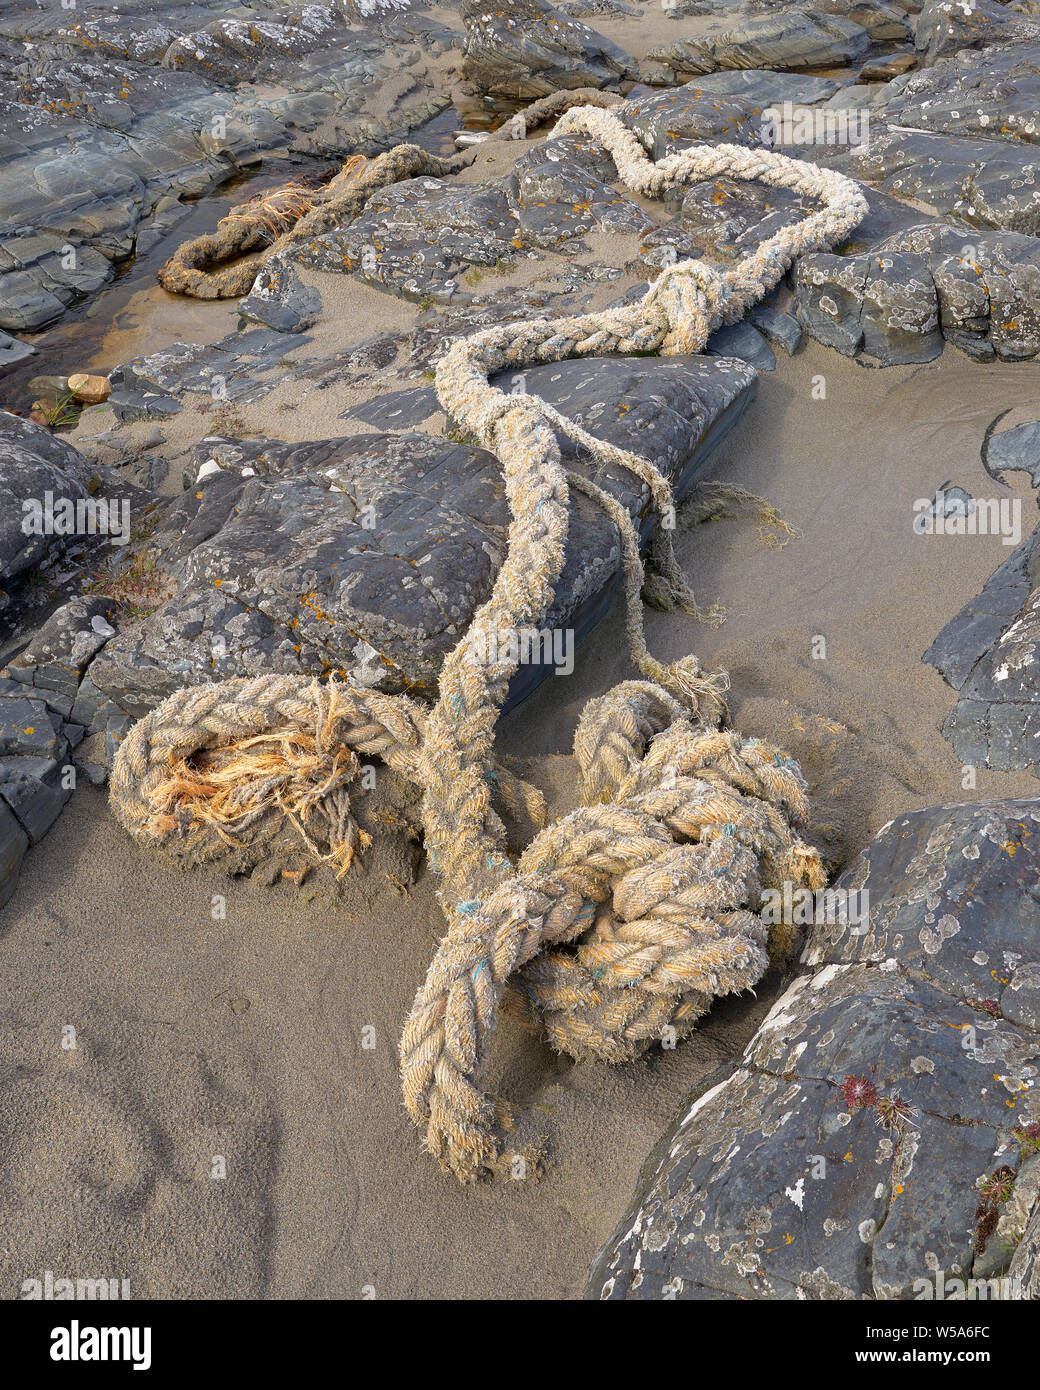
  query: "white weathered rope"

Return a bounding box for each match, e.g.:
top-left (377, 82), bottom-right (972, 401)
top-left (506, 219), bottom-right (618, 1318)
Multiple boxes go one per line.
top-left (112, 105), bottom-right (866, 1182)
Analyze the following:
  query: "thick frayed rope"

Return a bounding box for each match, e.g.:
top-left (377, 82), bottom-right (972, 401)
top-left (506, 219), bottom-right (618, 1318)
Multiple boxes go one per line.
top-left (158, 146), bottom-right (472, 299)
top-left (113, 104), bottom-right (864, 1182)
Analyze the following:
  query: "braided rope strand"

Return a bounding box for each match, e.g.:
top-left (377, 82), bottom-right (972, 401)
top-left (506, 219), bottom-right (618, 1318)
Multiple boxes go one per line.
top-left (111, 105), bottom-right (863, 1182)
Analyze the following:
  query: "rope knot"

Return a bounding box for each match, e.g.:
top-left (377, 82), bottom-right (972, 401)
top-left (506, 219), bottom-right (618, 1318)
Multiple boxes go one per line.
top-left (644, 258), bottom-right (728, 356)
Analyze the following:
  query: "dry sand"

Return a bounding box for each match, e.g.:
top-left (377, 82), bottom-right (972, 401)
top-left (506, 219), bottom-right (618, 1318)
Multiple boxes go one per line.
top-left (5, 88), bottom-right (1040, 1300)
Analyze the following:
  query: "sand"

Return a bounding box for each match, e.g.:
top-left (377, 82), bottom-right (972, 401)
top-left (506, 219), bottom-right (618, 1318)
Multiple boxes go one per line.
top-left (6, 81), bottom-right (1040, 1300)
top-left (6, 341), bottom-right (1040, 1299)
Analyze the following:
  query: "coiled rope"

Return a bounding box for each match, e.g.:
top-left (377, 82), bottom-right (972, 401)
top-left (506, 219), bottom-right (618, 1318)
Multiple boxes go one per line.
top-left (157, 146), bottom-right (472, 299)
top-left (113, 104), bottom-right (866, 1181)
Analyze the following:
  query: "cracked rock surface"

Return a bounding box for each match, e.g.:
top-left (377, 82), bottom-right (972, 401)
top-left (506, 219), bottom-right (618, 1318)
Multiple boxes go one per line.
top-left (793, 223), bottom-right (1040, 364)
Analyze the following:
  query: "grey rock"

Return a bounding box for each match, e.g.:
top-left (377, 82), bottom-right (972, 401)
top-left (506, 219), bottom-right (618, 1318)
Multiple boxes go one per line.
top-left (925, 525), bottom-right (1040, 774)
top-left (87, 354), bottom-right (756, 714)
top-left (590, 799), bottom-right (1040, 1299)
top-left (620, 86), bottom-right (764, 161)
top-left (0, 409), bottom-right (91, 584)
top-left (286, 331), bottom-right (402, 390)
top-left (296, 176), bottom-right (519, 302)
top-left (108, 326), bottom-right (312, 412)
top-left (817, 0), bottom-right (911, 42)
top-left (8, 595), bottom-right (118, 695)
top-left (33, 688), bottom-right (74, 721)
top-left (0, 755), bottom-right (71, 844)
top-left (341, 386), bottom-right (440, 428)
top-left (888, 39), bottom-right (1040, 147)
top-left (925, 534), bottom-right (1032, 690)
top-left (108, 390), bottom-right (183, 424)
top-left (0, 694), bottom-right (66, 760)
top-left (678, 173), bottom-right (819, 267)
top-left (859, 250), bottom-right (942, 364)
top-left (0, 330), bottom-right (36, 374)
top-left (826, 125), bottom-right (1040, 237)
top-left (69, 672), bottom-right (126, 737)
top-left (647, 11), bottom-right (872, 81)
top-left (793, 221), bottom-right (1040, 362)
top-left (984, 421), bottom-right (1040, 487)
top-left (680, 70), bottom-right (839, 106)
top-left (707, 321), bottom-right (777, 371)
top-left (750, 303), bottom-right (803, 354)
top-left (558, 0), bottom-right (641, 15)
top-left (886, 224), bottom-right (1040, 360)
top-left (792, 251), bottom-right (869, 356)
top-left (858, 51), bottom-right (917, 82)
top-left (407, 291), bottom-right (583, 374)
top-left (915, 0), bottom-right (1037, 65)
top-left (460, 0), bottom-right (636, 98)
top-left (238, 257), bottom-right (322, 334)
top-left (1010, 1196), bottom-right (1040, 1297)
top-left (512, 132), bottom-right (652, 248)
top-left (0, 799), bottom-right (28, 908)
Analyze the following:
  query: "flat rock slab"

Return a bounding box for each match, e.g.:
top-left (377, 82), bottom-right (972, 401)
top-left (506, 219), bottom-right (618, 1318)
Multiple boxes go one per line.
top-left (110, 327), bottom-right (312, 409)
top-left (8, 595), bottom-right (118, 700)
top-left (88, 353), bottom-right (755, 713)
top-left (0, 331), bottom-right (36, 374)
top-left (826, 124), bottom-right (1040, 239)
top-left (684, 70), bottom-right (839, 105)
top-left (0, 756), bottom-right (71, 846)
top-left (619, 85), bottom-right (763, 160)
top-left (707, 320), bottom-right (776, 371)
top-left (914, 0), bottom-right (1033, 65)
top-left (298, 177), bottom-right (521, 302)
top-left (908, 21), bottom-right (1040, 127)
top-left (589, 799), bottom-right (1040, 1300)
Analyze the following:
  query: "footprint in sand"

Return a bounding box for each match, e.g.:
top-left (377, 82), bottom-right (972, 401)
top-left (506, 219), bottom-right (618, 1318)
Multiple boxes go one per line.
top-left (0, 1018), bottom-right (275, 1299)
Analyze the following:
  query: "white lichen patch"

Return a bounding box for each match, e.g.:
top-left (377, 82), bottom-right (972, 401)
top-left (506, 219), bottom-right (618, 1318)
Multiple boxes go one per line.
top-left (920, 913), bottom-right (960, 955)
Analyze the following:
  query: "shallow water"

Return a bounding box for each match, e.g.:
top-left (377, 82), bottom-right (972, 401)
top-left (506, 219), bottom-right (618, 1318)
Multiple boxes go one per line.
top-left (0, 102), bottom-right (503, 415)
top-left (0, 161), bottom-right (338, 416)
